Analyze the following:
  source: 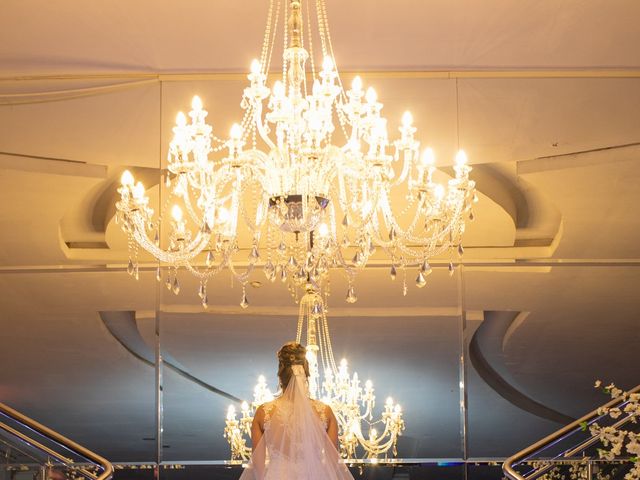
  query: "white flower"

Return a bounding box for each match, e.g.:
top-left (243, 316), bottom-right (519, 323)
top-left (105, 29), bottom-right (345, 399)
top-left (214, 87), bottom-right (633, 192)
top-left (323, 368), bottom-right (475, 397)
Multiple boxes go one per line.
top-left (595, 380), bottom-right (602, 388)
top-left (627, 440), bottom-right (640, 455)
top-left (609, 407), bottom-right (622, 419)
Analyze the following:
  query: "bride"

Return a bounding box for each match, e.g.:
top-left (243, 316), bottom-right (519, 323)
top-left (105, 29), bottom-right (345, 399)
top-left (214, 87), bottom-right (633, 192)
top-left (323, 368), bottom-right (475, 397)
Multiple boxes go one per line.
top-left (239, 341), bottom-right (355, 480)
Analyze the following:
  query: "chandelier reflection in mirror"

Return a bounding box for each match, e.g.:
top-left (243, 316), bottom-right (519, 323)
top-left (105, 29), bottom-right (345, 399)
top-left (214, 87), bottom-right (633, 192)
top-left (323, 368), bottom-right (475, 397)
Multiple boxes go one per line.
top-left (116, 0), bottom-right (477, 307)
top-left (224, 287), bottom-right (405, 460)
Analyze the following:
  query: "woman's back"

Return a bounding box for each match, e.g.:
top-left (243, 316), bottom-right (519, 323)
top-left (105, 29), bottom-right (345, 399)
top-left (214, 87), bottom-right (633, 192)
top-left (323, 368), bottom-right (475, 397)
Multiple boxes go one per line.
top-left (239, 343), bottom-right (353, 480)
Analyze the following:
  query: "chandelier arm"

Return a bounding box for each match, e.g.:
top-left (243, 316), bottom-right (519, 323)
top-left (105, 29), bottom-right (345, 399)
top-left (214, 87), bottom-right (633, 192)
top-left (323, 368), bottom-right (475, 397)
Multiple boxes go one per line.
top-left (390, 147), bottom-right (417, 188)
top-left (227, 255), bottom-right (257, 284)
top-left (253, 102), bottom-right (277, 151)
top-left (129, 212), bottom-right (211, 263)
top-left (333, 247), bottom-right (358, 275)
top-left (182, 185), bottom-right (207, 227)
top-left (379, 186), bottom-right (461, 247)
top-left (239, 191), bottom-right (269, 232)
top-left (354, 422), bottom-right (399, 456)
top-left (184, 254), bottom-right (229, 280)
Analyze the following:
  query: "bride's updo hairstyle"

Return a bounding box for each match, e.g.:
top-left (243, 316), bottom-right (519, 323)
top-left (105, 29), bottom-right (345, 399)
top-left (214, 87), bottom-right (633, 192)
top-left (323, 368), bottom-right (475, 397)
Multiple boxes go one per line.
top-left (277, 341), bottom-right (310, 389)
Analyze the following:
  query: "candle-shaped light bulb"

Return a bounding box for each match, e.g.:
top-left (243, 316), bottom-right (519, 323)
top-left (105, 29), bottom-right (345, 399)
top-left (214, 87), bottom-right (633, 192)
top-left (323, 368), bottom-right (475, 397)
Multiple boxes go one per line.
top-left (317, 223), bottom-right (329, 237)
top-left (394, 404), bottom-right (402, 414)
top-left (176, 111), bottom-right (187, 127)
top-left (365, 87), bottom-right (377, 104)
top-left (230, 123), bottom-right (243, 140)
top-left (421, 147), bottom-right (435, 167)
top-left (227, 405), bottom-right (236, 421)
top-left (455, 149), bottom-right (468, 167)
top-left (351, 75), bottom-right (363, 93)
top-left (312, 79), bottom-right (321, 96)
top-left (217, 206), bottom-right (230, 224)
top-left (369, 428), bottom-right (377, 439)
top-left (120, 170), bottom-right (134, 186)
top-left (133, 181), bottom-right (145, 199)
top-left (250, 59), bottom-right (261, 75)
top-left (386, 396), bottom-right (394, 406)
top-left (435, 184), bottom-right (445, 200)
top-left (322, 55), bottom-right (334, 72)
top-left (402, 111), bottom-right (413, 127)
top-left (273, 80), bottom-right (285, 97)
top-left (171, 205), bottom-right (183, 222)
top-left (340, 358), bottom-right (348, 368)
top-left (365, 379), bottom-right (373, 390)
top-left (305, 349), bottom-right (316, 362)
top-left (241, 401), bottom-right (249, 413)
top-left (258, 374), bottom-right (266, 384)
top-left (191, 95), bottom-right (203, 111)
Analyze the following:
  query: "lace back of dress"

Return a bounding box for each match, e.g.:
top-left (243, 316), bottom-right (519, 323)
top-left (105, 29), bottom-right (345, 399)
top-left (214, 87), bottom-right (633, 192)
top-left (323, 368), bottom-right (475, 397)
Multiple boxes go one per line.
top-left (239, 365), bottom-right (354, 480)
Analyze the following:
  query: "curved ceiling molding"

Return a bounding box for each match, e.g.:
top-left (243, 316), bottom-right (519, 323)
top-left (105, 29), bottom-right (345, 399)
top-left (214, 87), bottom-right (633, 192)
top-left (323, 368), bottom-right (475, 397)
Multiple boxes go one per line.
top-left (471, 163), bottom-right (562, 247)
top-left (60, 167), bottom-right (160, 259)
top-left (469, 310), bottom-right (574, 424)
top-left (61, 158), bottom-right (565, 264)
top-left (99, 310), bottom-right (241, 403)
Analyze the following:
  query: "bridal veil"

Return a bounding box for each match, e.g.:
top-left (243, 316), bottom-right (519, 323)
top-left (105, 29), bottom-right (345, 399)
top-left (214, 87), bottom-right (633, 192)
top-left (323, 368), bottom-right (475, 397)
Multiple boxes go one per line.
top-left (239, 364), bottom-right (354, 480)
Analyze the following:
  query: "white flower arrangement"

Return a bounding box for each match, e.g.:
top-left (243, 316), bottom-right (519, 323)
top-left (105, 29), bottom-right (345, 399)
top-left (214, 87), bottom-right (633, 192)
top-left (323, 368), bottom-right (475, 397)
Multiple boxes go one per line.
top-left (587, 382), bottom-right (639, 480)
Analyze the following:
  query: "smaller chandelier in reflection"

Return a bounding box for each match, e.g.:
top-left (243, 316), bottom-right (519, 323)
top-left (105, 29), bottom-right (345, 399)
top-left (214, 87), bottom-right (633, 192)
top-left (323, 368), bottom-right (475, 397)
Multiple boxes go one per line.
top-left (224, 287), bottom-right (405, 460)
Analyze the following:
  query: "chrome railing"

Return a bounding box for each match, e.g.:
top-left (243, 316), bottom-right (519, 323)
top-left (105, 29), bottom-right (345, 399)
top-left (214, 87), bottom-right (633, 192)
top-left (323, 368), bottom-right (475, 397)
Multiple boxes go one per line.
top-left (0, 401), bottom-right (113, 480)
top-left (503, 384), bottom-right (640, 480)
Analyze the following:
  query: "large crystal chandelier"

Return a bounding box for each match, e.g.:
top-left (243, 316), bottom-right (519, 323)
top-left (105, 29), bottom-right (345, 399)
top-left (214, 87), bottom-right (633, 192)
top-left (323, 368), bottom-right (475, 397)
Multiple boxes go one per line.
top-left (116, 0), bottom-right (476, 307)
top-left (224, 286), bottom-right (405, 460)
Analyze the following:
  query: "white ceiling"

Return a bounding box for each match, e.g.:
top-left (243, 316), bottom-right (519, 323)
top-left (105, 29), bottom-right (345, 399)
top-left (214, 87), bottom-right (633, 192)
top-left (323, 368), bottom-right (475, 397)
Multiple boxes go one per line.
top-left (1, 0), bottom-right (639, 73)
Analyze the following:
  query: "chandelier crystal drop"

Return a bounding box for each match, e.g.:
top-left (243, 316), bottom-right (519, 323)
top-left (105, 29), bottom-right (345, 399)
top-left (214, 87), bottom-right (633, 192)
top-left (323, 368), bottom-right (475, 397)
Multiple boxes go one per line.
top-left (116, 0), bottom-right (477, 304)
top-left (224, 287), bottom-right (405, 460)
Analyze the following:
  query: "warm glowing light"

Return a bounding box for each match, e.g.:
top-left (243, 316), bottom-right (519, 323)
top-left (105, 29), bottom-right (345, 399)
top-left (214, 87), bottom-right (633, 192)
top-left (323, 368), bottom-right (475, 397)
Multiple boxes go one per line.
top-left (132, 181), bottom-right (145, 199)
top-left (226, 405), bottom-right (236, 421)
top-left (217, 206), bottom-right (230, 223)
top-left (402, 111), bottom-right (413, 127)
top-left (365, 87), bottom-right (377, 104)
top-left (250, 59), bottom-right (261, 75)
top-left (116, 0), bottom-right (476, 321)
top-left (351, 75), bottom-right (363, 92)
top-left (317, 223), bottom-right (329, 237)
top-left (455, 149), bottom-right (468, 167)
top-left (241, 401), bottom-right (249, 412)
top-left (272, 80), bottom-right (285, 97)
top-left (421, 147), bottom-right (435, 167)
top-left (386, 396), bottom-right (394, 406)
top-left (230, 123), bottom-right (243, 140)
top-left (191, 95), bottom-right (203, 111)
top-left (120, 170), bottom-right (134, 186)
top-left (171, 205), bottom-right (183, 222)
top-left (223, 290), bottom-right (406, 461)
top-left (322, 55), bottom-right (334, 72)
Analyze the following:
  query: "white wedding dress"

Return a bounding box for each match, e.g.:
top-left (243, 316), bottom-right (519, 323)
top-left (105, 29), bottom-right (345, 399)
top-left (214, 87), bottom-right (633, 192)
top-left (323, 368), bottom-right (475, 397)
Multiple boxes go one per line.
top-left (239, 365), bottom-right (354, 480)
